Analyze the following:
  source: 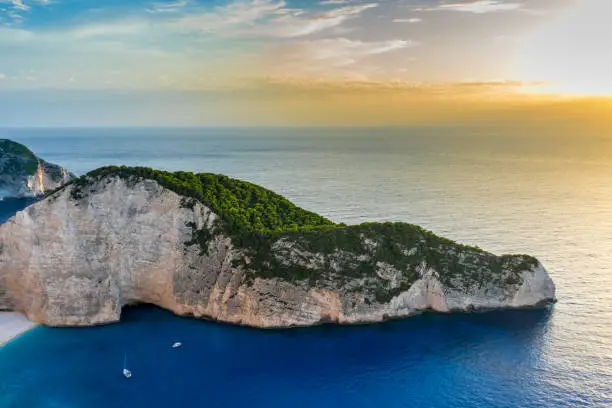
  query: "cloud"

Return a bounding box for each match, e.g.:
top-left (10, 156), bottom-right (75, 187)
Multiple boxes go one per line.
top-left (0, 73), bottom-right (5, 79)
top-left (263, 37), bottom-right (418, 80)
top-left (8, 0), bottom-right (29, 11)
top-left (319, 0), bottom-right (353, 4)
top-left (393, 18), bottom-right (421, 23)
top-left (252, 3), bottom-right (379, 37)
top-left (170, 0), bottom-right (287, 33)
top-left (1, 0), bottom-right (51, 12)
top-left (416, 1), bottom-right (522, 14)
top-left (3, 10), bottom-right (24, 23)
top-left (171, 1), bottom-right (378, 38)
top-left (69, 21), bottom-right (150, 38)
top-left (256, 77), bottom-right (554, 101)
top-left (295, 38), bottom-right (413, 62)
top-left (0, 0), bottom-right (53, 24)
top-left (146, 0), bottom-right (189, 13)
top-left (0, 1), bottom-right (26, 25)
top-left (455, 79), bottom-right (549, 88)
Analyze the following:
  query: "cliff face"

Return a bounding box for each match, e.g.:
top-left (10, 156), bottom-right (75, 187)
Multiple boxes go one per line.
top-left (0, 175), bottom-right (556, 328)
top-left (0, 139), bottom-right (74, 200)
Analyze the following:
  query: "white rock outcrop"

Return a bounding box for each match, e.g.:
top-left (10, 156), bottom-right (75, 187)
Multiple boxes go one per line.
top-left (0, 139), bottom-right (74, 199)
top-left (0, 177), bottom-right (556, 328)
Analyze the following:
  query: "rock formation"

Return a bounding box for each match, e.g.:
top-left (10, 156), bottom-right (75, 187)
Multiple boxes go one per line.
top-left (0, 139), bottom-right (74, 200)
top-left (0, 167), bottom-right (556, 328)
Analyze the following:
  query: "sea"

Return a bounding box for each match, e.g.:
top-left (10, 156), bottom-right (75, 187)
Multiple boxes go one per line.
top-left (0, 127), bottom-right (611, 408)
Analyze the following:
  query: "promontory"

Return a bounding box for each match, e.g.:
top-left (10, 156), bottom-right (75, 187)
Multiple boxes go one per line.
top-left (0, 166), bottom-right (556, 328)
top-left (0, 139), bottom-right (74, 200)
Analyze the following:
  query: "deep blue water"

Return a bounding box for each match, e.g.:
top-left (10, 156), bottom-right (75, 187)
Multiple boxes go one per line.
top-left (1, 127), bottom-right (611, 407)
top-left (0, 198), bottom-right (36, 224)
top-left (1, 306), bottom-right (559, 408)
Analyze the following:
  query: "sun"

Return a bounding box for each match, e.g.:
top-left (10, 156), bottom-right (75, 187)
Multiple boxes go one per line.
top-left (518, 0), bottom-right (612, 96)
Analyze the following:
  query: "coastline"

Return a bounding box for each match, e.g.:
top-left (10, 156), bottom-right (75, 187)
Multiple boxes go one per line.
top-left (0, 312), bottom-right (37, 347)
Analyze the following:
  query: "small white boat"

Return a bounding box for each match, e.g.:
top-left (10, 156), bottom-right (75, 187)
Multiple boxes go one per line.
top-left (123, 352), bottom-right (132, 378)
top-left (172, 342), bottom-right (182, 348)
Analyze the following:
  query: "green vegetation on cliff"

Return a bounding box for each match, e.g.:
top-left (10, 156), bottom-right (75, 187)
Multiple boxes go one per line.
top-left (66, 166), bottom-right (335, 234)
top-left (0, 140), bottom-right (36, 159)
top-left (0, 139), bottom-right (39, 175)
top-left (239, 221), bottom-right (537, 301)
top-left (60, 166), bottom-right (539, 300)
top-left (238, 222), bottom-right (427, 300)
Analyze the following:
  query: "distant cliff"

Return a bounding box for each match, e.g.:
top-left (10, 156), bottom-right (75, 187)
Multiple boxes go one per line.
top-left (0, 139), bottom-right (74, 200)
top-left (0, 166), bottom-right (556, 328)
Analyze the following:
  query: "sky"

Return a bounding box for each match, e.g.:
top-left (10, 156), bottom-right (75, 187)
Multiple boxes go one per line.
top-left (0, 0), bottom-right (611, 126)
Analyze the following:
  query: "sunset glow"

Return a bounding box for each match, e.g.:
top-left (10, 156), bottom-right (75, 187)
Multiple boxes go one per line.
top-left (519, 0), bottom-right (612, 96)
top-left (0, 0), bottom-right (611, 125)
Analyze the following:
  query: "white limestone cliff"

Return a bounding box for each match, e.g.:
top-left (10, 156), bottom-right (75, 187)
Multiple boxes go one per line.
top-left (0, 177), bottom-right (556, 328)
top-left (0, 139), bottom-right (74, 200)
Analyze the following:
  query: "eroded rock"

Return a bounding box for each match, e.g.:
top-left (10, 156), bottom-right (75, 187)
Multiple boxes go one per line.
top-left (0, 174), bottom-right (556, 328)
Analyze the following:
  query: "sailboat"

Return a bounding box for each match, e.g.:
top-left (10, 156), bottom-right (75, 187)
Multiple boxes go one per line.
top-left (123, 352), bottom-right (132, 378)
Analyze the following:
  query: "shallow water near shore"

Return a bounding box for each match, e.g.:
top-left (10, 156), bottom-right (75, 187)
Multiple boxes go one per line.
top-left (1, 127), bottom-right (611, 407)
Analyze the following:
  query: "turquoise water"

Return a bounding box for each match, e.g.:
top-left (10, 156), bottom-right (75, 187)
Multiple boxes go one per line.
top-left (1, 127), bottom-right (611, 407)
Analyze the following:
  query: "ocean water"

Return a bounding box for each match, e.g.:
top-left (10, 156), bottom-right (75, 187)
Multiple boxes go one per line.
top-left (1, 127), bottom-right (611, 407)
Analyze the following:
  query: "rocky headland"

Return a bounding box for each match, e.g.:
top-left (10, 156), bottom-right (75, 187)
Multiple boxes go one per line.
top-left (0, 166), bottom-right (556, 328)
top-left (0, 139), bottom-right (74, 200)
